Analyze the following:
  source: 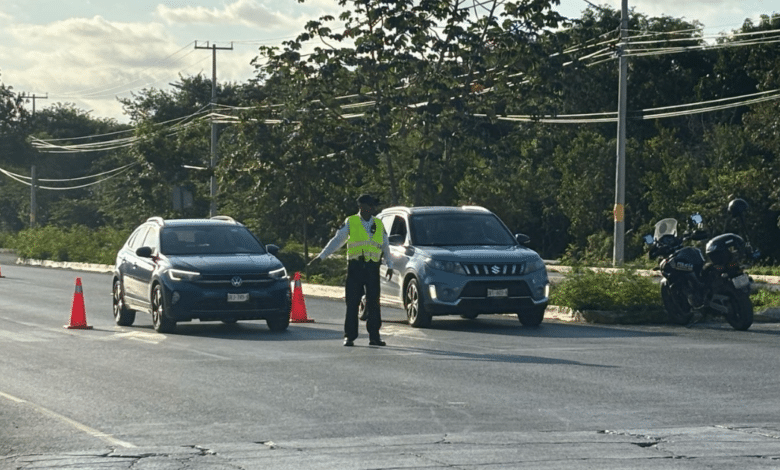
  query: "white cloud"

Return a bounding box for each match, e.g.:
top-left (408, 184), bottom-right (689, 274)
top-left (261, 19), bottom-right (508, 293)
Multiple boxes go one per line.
top-left (582, 0), bottom-right (768, 33)
top-left (1, 15), bottom-right (211, 120)
top-left (155, 0), bottom-right (303, 31)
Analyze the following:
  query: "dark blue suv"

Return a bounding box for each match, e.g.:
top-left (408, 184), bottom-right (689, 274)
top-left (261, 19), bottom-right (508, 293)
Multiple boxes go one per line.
top-left (112, 216), bottom-right (291, 333)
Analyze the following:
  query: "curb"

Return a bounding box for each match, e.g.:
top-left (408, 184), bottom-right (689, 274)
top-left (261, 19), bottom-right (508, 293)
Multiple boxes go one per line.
top-left (545, 264), bottom-right (780, 286)
top-left (18, 258), bottom-right (114, 273)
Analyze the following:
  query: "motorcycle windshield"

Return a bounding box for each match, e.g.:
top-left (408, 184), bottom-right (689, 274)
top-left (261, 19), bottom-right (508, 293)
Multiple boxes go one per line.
top-left (653, 218), bottom-right (678, 239)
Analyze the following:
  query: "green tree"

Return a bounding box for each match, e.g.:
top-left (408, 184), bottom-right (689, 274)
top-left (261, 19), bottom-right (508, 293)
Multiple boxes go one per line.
top-left (248, 0), bottom-right (566, 251)
top-left (0, 77), bottom-right (32, 231)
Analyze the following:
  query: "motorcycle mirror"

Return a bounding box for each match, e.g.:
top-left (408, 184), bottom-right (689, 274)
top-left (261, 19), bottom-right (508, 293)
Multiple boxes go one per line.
top-left (642, 234), bottom-right (654, 245)
top-left (690, 213), bottom-right (703, 226)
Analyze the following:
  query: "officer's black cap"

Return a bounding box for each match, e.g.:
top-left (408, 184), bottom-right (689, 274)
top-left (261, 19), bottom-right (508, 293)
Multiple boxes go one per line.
top-left (357, 194), bottom-right (379, 206)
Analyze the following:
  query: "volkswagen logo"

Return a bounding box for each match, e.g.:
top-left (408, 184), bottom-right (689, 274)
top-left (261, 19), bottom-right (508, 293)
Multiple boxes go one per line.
top-left (231, 276), bottom-right (243, 287)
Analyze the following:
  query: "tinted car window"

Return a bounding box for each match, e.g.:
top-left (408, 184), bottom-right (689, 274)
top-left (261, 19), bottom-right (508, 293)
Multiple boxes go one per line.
top-left (127, 226), bottom-right (150, 251)
top-left (381, 215), bottom-right (408, 244)
top-left (142, 227), bottom-right (160, 252)
top-left (410, 213), bottom-right (516, 246)
top-left (161, 226), bottom-right (266, 255)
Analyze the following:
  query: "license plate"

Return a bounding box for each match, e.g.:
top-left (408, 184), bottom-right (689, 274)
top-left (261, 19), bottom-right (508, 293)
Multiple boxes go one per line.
top-left (227, 293), bottom-right (249, 302)
top-left (732, 274), bottom-right (750, 289)
top-left (487, 288), bottom-right (508, 297)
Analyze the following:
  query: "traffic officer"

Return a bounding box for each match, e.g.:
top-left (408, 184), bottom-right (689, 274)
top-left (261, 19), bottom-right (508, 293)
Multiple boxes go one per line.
top-left (309, 194), bottom-right (393, 346)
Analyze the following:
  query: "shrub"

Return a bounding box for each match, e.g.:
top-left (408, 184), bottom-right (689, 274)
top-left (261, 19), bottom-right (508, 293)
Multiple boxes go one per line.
top-left (751, 288), bottom-right (780, 310)
top-left (550, 267), bottom-right (662, 312)
top-left (551, 267), bottom-right (780, 316)
top-left (0, 232), bottom-right (13, 249)
top-left (12, 226), bottom-right (130, 265)
top-left (302, 256), bottom-right (348, 286)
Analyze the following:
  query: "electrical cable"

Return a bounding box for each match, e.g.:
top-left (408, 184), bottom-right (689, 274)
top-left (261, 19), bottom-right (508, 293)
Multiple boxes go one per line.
top-left (0, 163), bottom-right (139, 190)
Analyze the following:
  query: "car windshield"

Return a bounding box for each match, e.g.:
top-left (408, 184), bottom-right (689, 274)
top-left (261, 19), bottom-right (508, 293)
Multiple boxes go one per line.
top-left (160, 226), bottom-right (266, 255)
top-left (410, 213), bottom-right (517, 246)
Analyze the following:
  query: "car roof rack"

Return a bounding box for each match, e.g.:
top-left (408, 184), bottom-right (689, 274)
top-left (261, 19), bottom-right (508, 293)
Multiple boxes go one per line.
top-left (146, 216), bottom-right (165, 225)
top-left (210, 215), bottom-right (238, 224)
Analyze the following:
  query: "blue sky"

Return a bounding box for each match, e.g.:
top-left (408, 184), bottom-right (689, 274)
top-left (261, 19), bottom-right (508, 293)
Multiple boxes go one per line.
top-left (0, 0), bottom-right (775, 123)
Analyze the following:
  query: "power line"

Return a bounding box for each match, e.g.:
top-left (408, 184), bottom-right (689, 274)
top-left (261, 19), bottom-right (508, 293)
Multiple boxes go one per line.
top-left (474, 89), bottom-right (780, 123)
top-left (0, 163), bottom-right (139, 190)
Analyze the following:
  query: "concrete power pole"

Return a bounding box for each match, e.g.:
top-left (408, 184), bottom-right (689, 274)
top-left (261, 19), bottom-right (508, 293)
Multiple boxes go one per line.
top-left (194, 41), bottom-right (233, 218)
top-left (30, 166), bottom-right (37, 228)
top-left (20, 93), bottom-right (48, 115)
top-left (613, 0), bottom-right (629, 266)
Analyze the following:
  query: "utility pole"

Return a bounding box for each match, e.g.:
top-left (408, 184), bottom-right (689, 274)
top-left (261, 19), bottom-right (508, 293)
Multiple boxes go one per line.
top-left (20, 93), bottom-right (48, 115)
top-left (194, 41), bottom-right (233, 217)
top-left (613, 0), bottom-right (629, 266)
top-left (30, 166), bottom-right (37, 228)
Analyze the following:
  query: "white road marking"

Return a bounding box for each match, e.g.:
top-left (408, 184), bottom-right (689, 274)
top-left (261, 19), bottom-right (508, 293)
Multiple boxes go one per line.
top-left (0, 390), bottom-right (137, 448)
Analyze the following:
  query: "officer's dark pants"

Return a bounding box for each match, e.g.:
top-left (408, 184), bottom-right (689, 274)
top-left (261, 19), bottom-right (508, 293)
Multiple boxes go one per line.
top-left (344, 259), bottom-right (381, 341)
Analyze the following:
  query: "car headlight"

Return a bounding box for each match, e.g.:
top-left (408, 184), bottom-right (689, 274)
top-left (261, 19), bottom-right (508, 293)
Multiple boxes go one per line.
top-left (429, 259), bottom-right (466, 275)
top-left (269, 267), bottom-right (288, 279)
top-left (168, 269), bottom-right (200, 281)
top-left (524, 257), bottom-right (546, 274)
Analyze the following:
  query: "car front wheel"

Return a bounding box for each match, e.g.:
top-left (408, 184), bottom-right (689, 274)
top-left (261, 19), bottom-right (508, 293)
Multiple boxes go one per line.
top-left (113, 278), bottom-right (136, 326)
top-left (405, 278), bottom-right (431, 328)
top-left (517, 306), bottom-right (545, 327)
top-left (151, 284), bottom-right (176, 333)
top-left (266, 315), bottom-right (290, 332)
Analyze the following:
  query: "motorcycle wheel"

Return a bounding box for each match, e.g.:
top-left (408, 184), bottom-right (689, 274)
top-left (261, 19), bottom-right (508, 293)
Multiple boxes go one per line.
top-left (660, 279), bottom-right (694, 325)
top-left (724, 289), bottom-right (753, 331)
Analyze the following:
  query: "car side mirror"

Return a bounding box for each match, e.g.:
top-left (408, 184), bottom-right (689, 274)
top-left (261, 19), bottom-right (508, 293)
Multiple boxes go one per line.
top-left (266, 244), bottom-right (280, 256)
top-left (136, 246), bottom-right (153, 258)
top-left (388, 234), bottom-right (404, 246)
top-left (515, 233), bottom-right (530, 244)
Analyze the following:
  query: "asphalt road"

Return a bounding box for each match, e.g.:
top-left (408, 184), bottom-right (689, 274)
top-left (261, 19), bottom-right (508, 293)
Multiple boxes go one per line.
top-left (1, 259), bottom-right (780, 469)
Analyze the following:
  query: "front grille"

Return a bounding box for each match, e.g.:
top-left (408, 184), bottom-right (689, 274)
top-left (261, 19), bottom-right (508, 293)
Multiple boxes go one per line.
top-left (196, 273), bottom-right (275, 285)
top-left (462, 263), bottom-right (524, 276)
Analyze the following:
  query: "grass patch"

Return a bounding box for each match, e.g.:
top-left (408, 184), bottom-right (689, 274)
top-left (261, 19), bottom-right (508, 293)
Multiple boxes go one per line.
top-left (749, 265), bottom-right (780, 276)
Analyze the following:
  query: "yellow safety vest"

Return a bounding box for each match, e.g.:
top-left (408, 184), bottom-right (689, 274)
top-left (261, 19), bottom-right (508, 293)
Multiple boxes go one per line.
top-left (346, 215), bottom-right (384, 262)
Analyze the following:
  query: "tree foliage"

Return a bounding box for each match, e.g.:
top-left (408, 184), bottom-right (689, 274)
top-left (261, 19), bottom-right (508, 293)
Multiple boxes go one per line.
top-left (1, 4), bottom-right (779, 264)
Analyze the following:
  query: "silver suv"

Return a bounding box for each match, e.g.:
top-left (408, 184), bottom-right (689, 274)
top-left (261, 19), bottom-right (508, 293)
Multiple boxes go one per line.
top-left (374, 206), bottom-right (549, 327)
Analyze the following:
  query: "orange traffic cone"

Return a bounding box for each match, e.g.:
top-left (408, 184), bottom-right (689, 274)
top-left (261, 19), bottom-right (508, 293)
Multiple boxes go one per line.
top-left (65, 278), bottom-right (93, 330)
top-left (290, 272), bottom-right (314, 323)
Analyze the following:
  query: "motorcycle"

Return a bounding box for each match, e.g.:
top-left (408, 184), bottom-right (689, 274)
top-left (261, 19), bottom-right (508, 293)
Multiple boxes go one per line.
top-left (643, 198), bottom-right (759, 330)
